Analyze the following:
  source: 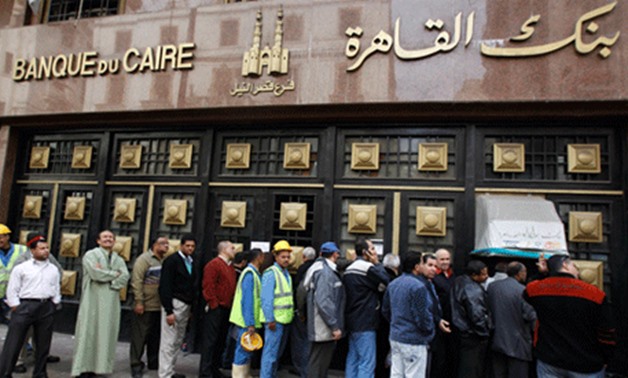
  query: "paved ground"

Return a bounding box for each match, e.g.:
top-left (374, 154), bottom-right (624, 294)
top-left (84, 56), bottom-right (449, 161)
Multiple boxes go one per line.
top-left (0, 324), bottom-right (344, 377)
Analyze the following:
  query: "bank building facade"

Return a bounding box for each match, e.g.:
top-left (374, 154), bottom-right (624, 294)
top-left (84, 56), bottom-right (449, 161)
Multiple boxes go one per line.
top-left (0, 0), bottom-right (626, 371)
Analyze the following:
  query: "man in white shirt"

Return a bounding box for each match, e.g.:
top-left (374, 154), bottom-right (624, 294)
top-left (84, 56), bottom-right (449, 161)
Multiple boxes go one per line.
top-left (0, 234), bottom-right (60, 377)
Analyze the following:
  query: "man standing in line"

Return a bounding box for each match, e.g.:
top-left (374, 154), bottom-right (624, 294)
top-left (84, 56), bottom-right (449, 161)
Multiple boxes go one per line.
top-left (158, 234), bottom-right (198, 378)
top-left (291, 246), bottom-right (317, 378)
top-left (382, 251), bottom-right (434, 378)
top-left (430, 248), bottom-right (455, 378)
top-left (0, 224), bottom-right (28, 324)
top-left (343, 237), bottom-right (389, 377)
top-left (71, 230), bottom-right (130, 377)
top-left (487, 261), bottom-right (536, 378)
top-left (130, 235), bottom-right (169, 378)
top-left (303, 242), bottom-right (346, 378)
top-left (229, 248), bottom-right (265, 378)
top-left (260, 240), bottom-right (294, 378)
top-left (199, 240), bottom-right (236, 378)
top-left (0, 234), bottom-right (60, 377)
top-left (524, 255), bottom-right (615, 377)
top-left (450, 259), bottom-right (491, 378)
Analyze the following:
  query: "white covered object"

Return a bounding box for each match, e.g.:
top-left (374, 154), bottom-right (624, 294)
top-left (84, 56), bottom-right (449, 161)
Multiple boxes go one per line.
top-left (475, 194), bottom-right (568, 253)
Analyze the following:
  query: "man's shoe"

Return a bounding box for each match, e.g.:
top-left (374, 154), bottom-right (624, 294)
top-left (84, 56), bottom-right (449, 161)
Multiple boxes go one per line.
top-left (13, 364), bottom-right (27, 373)
top-left (46, 355), bottom-right (61, 363)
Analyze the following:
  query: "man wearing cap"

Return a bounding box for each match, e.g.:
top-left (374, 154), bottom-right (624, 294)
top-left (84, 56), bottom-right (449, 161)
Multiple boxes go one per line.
top-left (229, 248), bottom-right (265, 378)
top-left (303, 241), bottom-right (346, 378)
top-left (0, 233), bottom-right (60, 377)
top-left (199, 240), bottom-right (236, 378)
top-left (0, 224), bottom-right (28, 324)
top-left (260, 240), bottom-right (294, 378)
top-left (343, 237), bottom-right (389, 378)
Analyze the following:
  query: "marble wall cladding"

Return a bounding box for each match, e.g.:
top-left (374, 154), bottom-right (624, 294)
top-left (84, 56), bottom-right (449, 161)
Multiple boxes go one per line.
top-left (0, 0), bottom-right (625, 117)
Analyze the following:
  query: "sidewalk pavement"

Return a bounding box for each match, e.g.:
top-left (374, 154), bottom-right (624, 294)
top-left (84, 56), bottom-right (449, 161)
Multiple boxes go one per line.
top-left (0, 324), bottom-right (344, 377)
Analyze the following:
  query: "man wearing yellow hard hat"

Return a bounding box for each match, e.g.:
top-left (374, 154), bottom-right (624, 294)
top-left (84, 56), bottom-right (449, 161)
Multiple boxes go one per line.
top-left (0, 224), bottom-right (28, 324)
top-left (260, 240), bottom-right (294, 378)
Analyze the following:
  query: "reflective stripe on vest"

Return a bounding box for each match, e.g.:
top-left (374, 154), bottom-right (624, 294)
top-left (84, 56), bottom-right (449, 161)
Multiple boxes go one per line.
top-left (260, 265), bottom-right (294, 324)
top-left (229, 266), bottom-right (262, 329)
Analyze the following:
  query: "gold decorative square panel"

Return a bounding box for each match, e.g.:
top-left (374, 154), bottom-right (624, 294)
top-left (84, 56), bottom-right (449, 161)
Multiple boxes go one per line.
top-left (60, 233), bottom-right (81, 258)
top-left (112, 236), bottom-right (132, 262)
top-left (351, 143), bottom-right (380, 170)
top-left (163, 199), bottom-right (187, 225)
top-left (284, 143), bottom-right (311, 169)
top-left (572, 260), bottom-right (603, 290)
top-left (29, 146), bottom-right (50, 169)
top-left (113, 198), bottom-right (136, 223)
top-left (568, 144), bottom-right (601, 173)
top-left (120, 285), bottom-right (128, 302)
top-left (167, 239), bottom-right (180, 257)
top-left (233, 243), bottom-right (244, 253)
top-left (279, 202), bottom-right (307, 231)
top-left (61, 270), bottom-right (78, 296)
top-left (569, 211), bottom-right (603, 243)
top-left (119, 145), bottom-right (143, 169)
top-left (348, 204), bottom-right (377, 234)
top-left (288, 246), bottom-right (304, 273)
top-left (71, 146), bottom-right (93, 169)
top-left (19, 230), bottom-right (34, 245)
top-left (23, 195), bottom-right (43, 219)
top-left (418, 143), bottom-right (448, 171)
top-left (169, 144), bottom-right (193, 169)
top-left (226, 143), bottom-right (251, 169)
top-left (221, 201), bottom-right (247, 228)
top-left (493, 143), bottom-right (525, 172)
top-left (64, 197), bottom-right (86, 221)
top-left (346, 249), bottom-right (357, 261)
top-left (416, 206), bottom-right (447, 237)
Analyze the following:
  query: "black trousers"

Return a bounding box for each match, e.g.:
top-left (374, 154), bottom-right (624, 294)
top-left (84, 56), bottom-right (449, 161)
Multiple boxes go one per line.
top-left (491, 351), bottom-right (529, 378)
top-left (457, 334), bottom-right (488, 378)
top-left (307, 341), bottom-right (336, 378)
top-left (0, 300), bottom-right (55, 378)
top-left (130, 310), bottom-right (161, 370)
top-left (430, 328), bottom-right (457, 378)
top-left (198, 306), bottom-right (230, 377)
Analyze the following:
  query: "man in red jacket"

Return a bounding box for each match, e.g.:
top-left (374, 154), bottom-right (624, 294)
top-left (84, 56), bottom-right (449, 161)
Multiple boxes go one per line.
top-left (199, 241), bottom-right (237, 378)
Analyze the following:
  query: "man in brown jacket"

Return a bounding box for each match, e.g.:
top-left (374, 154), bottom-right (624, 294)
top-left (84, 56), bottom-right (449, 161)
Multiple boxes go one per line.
top-left (130, 235), bottom-right (168, 378)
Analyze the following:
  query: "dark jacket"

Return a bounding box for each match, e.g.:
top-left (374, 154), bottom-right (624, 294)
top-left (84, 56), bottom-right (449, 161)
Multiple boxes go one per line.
top-left (451, 274), bottom-right (492, 338)
top-left (433, 269), bottom-right (455, 321)
top-left (158, 252), bottom-right (197, 315)
top-left (418, 275), bottom-right (442, 326)
top-left (343, 259), bottom-right (390, 332)
top-left (487, 277), bottom-right (536, 361)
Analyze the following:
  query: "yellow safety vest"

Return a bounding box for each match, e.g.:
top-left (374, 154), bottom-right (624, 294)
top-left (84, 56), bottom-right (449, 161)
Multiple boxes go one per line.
top-left (260, 265), bottom-right (294, 324)
top-left (229, 266), bottom-right (262, 328)
top-left (0, 243), bottom-right (27, 298)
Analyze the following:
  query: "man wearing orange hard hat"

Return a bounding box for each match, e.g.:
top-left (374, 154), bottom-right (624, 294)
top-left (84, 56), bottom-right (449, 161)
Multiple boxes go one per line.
top-left (260, 240), bottom-right (294, 378)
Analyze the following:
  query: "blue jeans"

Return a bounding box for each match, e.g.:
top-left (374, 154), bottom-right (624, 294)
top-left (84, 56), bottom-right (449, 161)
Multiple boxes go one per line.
top-left (261, 323), bottom-right (290, 378)
top-left (537, 360), bottom-right (605, 378)
top-left (346, 331), bottom-right (376, 378)
top-left (233, 327), bottom-right (254, 366)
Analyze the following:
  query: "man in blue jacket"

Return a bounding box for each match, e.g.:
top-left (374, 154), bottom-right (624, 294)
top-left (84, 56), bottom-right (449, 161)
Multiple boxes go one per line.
top-left (343, 237), bottom-right (389, 377)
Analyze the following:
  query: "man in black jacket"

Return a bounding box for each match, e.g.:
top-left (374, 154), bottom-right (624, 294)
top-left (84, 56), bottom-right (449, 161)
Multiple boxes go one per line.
top-left (451, 259), bottom-right (491, 378)
top-left (158, 234), bottom-right (198, 378)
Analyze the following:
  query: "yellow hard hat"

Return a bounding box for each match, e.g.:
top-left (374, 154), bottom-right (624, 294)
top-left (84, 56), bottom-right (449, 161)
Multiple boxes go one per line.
top-left (273, 240), bottom-right (292, 253)
top-left (240, 331), bottom-right (263, 352)
top-left (0, 224), bottom-right (11, 235)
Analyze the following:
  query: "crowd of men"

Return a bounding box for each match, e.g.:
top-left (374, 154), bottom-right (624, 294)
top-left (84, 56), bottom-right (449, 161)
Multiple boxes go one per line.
top-left (0, 223), bottom-right (618, 378)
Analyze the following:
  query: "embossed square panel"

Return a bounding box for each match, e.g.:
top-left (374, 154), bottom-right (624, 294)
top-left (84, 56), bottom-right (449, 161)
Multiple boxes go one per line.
top-left (221, 201), bottom-right (247, 228)
top-left (493, 143), bottom-right (525, 172)
top-left (348, 204), bottom-right (377, 234)
top-left (29, 146), bottom-right (50, 169)
top-left (418, 143), bottom-right (448, 171)
top-left (284, 143), bottom-right (311, 169)
top-left (61, 270), bottom-right (78, 296)
top-left (280, 202), bottom-right (307, 231)
top-left (23, 195), bottom-right (43, 219)
top-left (167, 239), bottom-right (180, 257)
top-left (60, 233), bottom-right (81, 258)
top-left (288, 246), bottom-right (304, 273)
top-left (19, 230), bottom-right (34, 245)
top-left (112, 236), bottom-right (132, 262)
top-left (416, 206), bottom-right (447, 237)
top-left (163, 199), bottom-right (187, 225)
top-left (346, 249), bottom-right (357, 261)
top-left (569, 211), bottom-right (603, 243)
top-left (233, 243), bottom-right (244, 253)
top-left (351, 143), bottom-right (380, 170)
top-left (169, 144), bottom-right (194, 169)
top-left (113, 198), bottom-right (137, 223)
top-left (568, 144), bottom-right (601, 173)
top-left (119, 144), bottom-right (143, 169)
top-left (71, 146), bottom-right (93, 169)
top-left (64, 197), bottom-right (86, 221)
top-left (226, 143), bottom-right (251, 169)
top-left (572, 260), bottom-right (604, 290)
top-left (120, 285), bottom-right (128, 302)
